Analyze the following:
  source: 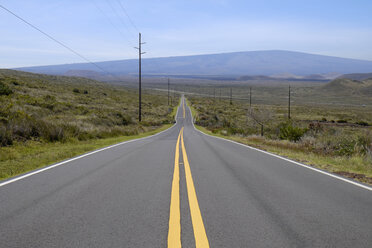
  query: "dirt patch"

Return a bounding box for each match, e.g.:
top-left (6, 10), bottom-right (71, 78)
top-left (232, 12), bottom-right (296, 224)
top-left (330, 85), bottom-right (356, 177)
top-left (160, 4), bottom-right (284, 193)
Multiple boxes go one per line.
top-left (334, 171), bottom-right (372, 185)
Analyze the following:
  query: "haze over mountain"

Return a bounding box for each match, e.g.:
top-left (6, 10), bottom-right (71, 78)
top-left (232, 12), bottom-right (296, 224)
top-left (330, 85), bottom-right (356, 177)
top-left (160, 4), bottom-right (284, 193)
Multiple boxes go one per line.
top-left (17, 50), bottom-right (372, 80)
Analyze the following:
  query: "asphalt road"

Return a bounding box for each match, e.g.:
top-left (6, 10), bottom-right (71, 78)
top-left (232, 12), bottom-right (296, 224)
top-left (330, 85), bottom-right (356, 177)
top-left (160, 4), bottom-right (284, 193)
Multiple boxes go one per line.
top-left (0, 96), bottom-right (371, 247)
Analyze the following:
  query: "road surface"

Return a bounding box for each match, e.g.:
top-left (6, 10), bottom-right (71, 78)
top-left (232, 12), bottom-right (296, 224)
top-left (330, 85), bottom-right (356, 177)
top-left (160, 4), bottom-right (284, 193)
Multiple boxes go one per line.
top-left (0, 96), bottom-right (371, 247)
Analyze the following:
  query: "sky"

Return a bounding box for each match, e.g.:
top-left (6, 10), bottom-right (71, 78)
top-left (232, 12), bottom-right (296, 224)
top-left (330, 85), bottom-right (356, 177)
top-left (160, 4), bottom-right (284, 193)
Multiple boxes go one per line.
top-left (0, 0), bottom-right (372, 68)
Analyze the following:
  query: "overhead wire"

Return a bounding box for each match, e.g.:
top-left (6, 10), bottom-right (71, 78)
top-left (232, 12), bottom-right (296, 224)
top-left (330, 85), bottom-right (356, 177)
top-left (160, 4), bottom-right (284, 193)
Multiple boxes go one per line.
top-left (92, 0), bottom-right (136, 49)
top-left (115, 0), bottom-right (139, 33)
top-left (104, 0), bottom-right (137, 41)
top-left (0, 4), bottom-right (122, 80)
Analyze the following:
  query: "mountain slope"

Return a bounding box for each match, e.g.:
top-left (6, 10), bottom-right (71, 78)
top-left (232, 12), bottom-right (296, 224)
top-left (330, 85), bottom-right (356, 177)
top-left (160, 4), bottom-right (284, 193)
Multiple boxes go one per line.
top-left (338, 73), bottom-right (372, 81)
top-left (322, 78), bottom-right (372, 96)
top-left (17, 50), bottom-right (372, 78)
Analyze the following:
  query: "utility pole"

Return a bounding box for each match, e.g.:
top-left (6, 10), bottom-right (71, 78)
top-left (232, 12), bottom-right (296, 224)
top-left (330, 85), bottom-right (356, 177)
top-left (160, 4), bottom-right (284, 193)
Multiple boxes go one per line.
top-left (261, 124), bottom-right (264, 136)
top-left (168, 78), bottom-right (170, 106)
top-left (170, 86), bottom-right (173, 105)
top-left (249, 87), bottom-right (252, 113)
top-left (230, 88), bottom-right (232, 105)
top-left (134, 32), bottom-right (146, 122)
top-left (288, 85), bottom-right (291, 120)
top-left (214, 88), bottom-right (216, 100)
top-left (249, 87), bottom-right (252, 108)
top-left (219, 88), bottom-right (222, 101)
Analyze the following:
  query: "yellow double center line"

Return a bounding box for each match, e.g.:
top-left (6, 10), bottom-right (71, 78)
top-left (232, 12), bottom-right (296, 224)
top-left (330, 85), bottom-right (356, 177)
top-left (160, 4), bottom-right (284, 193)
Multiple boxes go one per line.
top-left (168, 129), bottom-right (182, 247)
top-left (168, 127), bottom-right (210, 248)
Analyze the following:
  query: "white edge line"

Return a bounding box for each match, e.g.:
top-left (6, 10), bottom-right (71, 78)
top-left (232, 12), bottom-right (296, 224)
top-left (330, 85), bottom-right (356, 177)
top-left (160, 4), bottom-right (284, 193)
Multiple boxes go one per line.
top-left (186, 100), bottom-right (372, 192)
top-left (0, 101), bottom-right (182, 188)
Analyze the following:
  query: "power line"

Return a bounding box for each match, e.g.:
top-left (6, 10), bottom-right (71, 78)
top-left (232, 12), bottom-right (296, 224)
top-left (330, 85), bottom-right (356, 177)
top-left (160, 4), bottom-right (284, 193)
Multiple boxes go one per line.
top-left (92, 0), bottom-right (136, 48)
top-left (0, 4), bottom-right (114, 76)
top-left (105, 0), bottom-right (137, 41)
top-left (115, 0), bottom-right (139, 32)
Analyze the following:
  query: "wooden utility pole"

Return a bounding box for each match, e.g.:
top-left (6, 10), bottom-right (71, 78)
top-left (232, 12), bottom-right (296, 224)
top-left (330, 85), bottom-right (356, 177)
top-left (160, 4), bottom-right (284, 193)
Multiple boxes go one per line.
top-left (230, 88), bottom-right (232, 105)
top-left (168, 78), bottom-right (170, 106)
top-left (288, 85), bottom-right (291, 120)
top-left (261, 124), bottom-right (264, 136)
top-left (249, 87), bottom-right (252, 108)
top-left (249, 87), bottom-right (252, 113)
top-left (219, 88), bottom-right (222, 101)
top-left (135, 32), bottom-right (146, 121)
top-left (214, 88), bottom-right (216, 100)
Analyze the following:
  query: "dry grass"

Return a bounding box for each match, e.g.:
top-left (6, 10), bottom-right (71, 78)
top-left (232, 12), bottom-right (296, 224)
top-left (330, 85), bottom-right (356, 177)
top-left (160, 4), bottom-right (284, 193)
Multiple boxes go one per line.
top-left (187, 96), bottom-right (372, 185)
top-left (0, 69), bottom-right (180, 180)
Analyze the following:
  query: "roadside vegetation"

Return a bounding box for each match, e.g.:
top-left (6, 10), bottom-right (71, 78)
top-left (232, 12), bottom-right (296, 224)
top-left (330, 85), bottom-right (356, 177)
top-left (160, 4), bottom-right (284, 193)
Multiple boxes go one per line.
top-left (186, 83), bottom-right (372, 185)
top-left (0, 69), bottom-right (179, 180)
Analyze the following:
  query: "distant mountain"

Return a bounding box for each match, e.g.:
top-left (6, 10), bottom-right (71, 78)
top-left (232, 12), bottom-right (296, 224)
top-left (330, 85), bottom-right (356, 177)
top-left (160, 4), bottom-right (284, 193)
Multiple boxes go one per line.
top-left (17, 50), bottom-right (372, 80)
top-left (64, 70), bottom-right (102, 78)
top-left (237, 75), bottom-right (274, 81)
top-left (338, 73), bottom-right (372, 81)
top-left (237, 73), bottom-right (337, 82)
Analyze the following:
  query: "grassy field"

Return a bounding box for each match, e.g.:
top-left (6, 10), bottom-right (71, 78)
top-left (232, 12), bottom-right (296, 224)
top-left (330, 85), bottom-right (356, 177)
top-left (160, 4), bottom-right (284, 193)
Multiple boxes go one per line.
top-left (0, 69), bottom-right (179, 180)
top-left (147, 77), bottom-right (372, 106)
top-left (186, 82), bottom-right (372, 185)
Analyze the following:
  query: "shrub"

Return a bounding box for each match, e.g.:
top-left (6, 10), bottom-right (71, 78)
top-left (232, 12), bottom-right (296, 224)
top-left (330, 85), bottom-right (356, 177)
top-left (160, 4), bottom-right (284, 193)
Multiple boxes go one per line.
top-left (300, 135), bottom-right (316, 150)
top-left (335, 138), bottom-right (356, 157)
top-left (337, 119), bottom-right (347, 123)
top-left (41, 125), bottom-right (65, 142)
top-left (355, 134), bottom-right (372, 155)
top-left (308, 122), bottom-right (322, 134)
top-left (43, 95), bottom-right (56, 102)
top-left (11, 80), bottom-right (20, 86)
top-left (73, 88), bottom-right (80, 93)
top-left (0, 125), bottom-right (13, 146)
top-left (356, 121), bottom-right (369, 126)
top-left (83, 90), bottom-right (88, 94)
top-left (0, 81), bottom-right (13, 96)
top-left (113, 112), bottom-right (133, 126)
top-left (279, 122), bottom-right (307, 142)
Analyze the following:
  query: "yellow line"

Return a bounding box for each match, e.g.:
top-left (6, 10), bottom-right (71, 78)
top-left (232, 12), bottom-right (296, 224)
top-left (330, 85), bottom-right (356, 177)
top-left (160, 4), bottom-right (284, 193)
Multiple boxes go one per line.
top-left (181, 129), bottom-right (210, 248)
top-left (168, 130), bottom-right (182, 248)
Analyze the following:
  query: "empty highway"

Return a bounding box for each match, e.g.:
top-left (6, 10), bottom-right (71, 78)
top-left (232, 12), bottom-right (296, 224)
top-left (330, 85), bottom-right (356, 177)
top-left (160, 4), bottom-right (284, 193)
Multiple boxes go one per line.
top-left (0, 97), bottom-right (371, 247)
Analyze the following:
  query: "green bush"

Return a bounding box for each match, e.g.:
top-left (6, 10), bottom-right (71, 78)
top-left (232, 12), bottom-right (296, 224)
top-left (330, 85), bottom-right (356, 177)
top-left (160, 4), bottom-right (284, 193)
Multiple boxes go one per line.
top-left (337, 119), bottom-right (347, 123)
top-left (335, 138), bottom-right (356, 157)
top-left (114, 112), bottom-right (133, 126)
top-left (0, 125), bottom-right (13, 146)
top-left (40, 124), bottom-right (65, 142)
top-left (356, 134), bottom-right (372, 155)
top-left (279, 122), bottom-right (307, 142)
top-left (356, 121), bottom-right (369, 126)
top-left (0, 81), bottom-right (13, 96)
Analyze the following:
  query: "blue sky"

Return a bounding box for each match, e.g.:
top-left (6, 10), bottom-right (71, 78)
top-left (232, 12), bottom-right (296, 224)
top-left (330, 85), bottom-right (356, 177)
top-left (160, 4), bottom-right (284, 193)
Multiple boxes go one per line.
top-left (1, 0), bottom-right (371, 68)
